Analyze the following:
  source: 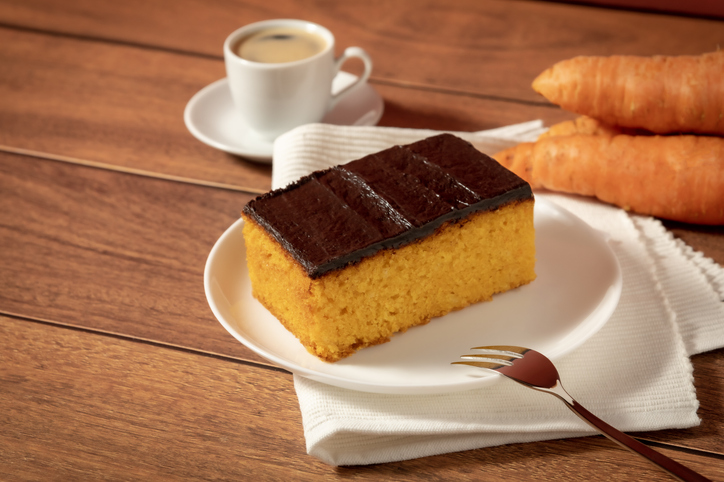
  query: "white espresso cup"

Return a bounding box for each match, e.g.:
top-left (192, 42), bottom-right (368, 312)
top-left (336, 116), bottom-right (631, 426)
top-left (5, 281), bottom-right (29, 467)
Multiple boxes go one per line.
top-left (224, 19), bottom-right (373, 140)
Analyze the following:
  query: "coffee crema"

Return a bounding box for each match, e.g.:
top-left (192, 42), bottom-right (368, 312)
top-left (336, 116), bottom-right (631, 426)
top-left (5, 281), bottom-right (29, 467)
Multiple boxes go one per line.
top-left (235, 27), bottom-right (327, 63)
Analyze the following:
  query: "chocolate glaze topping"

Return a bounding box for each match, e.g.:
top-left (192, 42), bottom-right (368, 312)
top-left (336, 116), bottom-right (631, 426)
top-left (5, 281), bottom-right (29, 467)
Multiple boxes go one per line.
top-left (243, 134), bottom-right (533, 278)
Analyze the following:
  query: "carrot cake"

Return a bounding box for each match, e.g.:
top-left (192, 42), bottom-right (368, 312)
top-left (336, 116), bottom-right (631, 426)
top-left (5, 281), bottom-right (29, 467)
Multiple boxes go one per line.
top-left (241, 133), bottom-right (536, 362)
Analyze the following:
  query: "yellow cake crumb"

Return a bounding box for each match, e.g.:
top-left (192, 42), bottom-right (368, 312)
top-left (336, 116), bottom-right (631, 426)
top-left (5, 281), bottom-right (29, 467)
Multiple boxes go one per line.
top-left (242, 199), bottom-right (535, 362)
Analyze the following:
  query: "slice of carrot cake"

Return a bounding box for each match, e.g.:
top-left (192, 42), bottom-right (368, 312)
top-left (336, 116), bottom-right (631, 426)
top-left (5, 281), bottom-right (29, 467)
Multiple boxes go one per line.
top-left (241, 133), bottom-right (536, 362)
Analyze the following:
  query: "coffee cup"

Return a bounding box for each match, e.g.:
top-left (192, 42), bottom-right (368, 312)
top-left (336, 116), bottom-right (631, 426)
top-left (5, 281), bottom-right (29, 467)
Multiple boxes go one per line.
top-left (224, 19), bottom-right (373, 140)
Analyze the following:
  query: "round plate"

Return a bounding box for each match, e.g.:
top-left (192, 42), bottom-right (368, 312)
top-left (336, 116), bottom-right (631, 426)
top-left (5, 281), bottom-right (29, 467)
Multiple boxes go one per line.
top-left (204, 199), bottom-right (622, 394)
top-left (184, 72), bottom-right (384, 163)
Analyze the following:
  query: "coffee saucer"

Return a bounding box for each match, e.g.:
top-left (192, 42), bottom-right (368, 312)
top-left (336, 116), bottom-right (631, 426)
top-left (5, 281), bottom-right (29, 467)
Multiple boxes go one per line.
top-left (184, 71), bottom-right (384, 163)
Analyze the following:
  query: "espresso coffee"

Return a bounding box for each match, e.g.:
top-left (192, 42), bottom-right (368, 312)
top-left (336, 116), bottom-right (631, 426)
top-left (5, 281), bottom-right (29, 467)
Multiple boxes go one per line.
top-left (235, 27), bottom-right (327, 63)
top-left (224, 19), bottom-right (372, 139)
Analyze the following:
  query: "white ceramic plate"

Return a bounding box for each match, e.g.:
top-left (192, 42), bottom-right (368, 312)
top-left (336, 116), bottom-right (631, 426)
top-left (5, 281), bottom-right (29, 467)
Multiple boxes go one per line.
top-left (184, 71), bottom-right (384, 163)
top-left (204, 199), bottom-right (622, 394)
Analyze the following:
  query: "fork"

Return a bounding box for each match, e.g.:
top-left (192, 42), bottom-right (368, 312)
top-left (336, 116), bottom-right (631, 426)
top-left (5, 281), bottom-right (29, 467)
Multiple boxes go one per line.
top-left (453, 346), bottom-right (711, 482)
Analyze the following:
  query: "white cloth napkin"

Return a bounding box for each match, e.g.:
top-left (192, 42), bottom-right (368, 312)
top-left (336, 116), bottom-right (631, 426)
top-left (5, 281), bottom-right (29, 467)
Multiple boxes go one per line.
top-left (272, 121), bottom-right (724, 466)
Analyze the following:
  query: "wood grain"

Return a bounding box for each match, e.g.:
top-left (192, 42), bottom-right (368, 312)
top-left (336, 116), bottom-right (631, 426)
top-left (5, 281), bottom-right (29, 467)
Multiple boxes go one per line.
top-left (0, 26), bottom-right (579, 191)
top-left (553, 0), bottom-right (724, 19)
top-left (377, 80), bottom-right (577, 131)
top-left (1, 1), bottom-right (723, 478)
top-left (1, 150), bottom-right (722, 457)
top-left (2, 316), bottom-right (721, 481)
top-left (0, 0), bottom-right (722, 103)
top-left (0, 26), bottom-right (272, 192)
top-left (0, 150), bottom-right (267, 364)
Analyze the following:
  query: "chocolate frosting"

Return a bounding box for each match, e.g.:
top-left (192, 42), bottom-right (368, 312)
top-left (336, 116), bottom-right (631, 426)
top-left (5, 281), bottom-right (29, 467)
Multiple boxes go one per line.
top-left (243, 134), bottom-right (533, 278)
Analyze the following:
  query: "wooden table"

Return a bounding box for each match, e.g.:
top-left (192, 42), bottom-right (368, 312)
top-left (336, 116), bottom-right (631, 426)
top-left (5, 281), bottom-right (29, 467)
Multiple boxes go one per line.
top-left (1, 1), bottom-right (723, 479)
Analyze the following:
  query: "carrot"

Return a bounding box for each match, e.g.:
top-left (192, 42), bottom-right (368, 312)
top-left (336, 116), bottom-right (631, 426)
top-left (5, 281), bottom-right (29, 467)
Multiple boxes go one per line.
top-left (537, 116), bottom-right (626, 139)
top-left (532, 51), bottom-right (724, 135)
top-left (494, 134), bottom-right (724, 225)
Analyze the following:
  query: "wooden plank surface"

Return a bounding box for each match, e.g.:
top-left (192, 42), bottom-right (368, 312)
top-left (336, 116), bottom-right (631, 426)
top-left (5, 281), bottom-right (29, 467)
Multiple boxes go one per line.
top-left (1, 0), bottom-right (724, 479)
top-left (2, 315), bottom-right (721, 481)
top-left (0, 26), bottom-right (272, 192)
top-left (553, 0), bottom-right (724, 19)
top-left (0, 26), bottom-right (577, 191)
top-left (0, 150), bottom-right (266, 364)
top-left (0, 22), bottom-right (721, 256)
top-left (1, 0), bottom-right (722, 103)
top-left (1, 149), bottom-right (723, 457)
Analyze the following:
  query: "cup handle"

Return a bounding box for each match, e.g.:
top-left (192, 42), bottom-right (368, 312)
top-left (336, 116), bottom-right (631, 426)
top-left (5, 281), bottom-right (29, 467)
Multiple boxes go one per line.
top-left (329, 47), bottom-right (373, 110)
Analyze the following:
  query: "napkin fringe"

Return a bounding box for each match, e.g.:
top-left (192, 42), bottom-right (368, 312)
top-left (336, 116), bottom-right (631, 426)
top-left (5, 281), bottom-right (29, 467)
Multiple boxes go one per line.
top-left (675, 239), bottom-right (724, 300)
top-left (633, 216), bottom-right (724, 355)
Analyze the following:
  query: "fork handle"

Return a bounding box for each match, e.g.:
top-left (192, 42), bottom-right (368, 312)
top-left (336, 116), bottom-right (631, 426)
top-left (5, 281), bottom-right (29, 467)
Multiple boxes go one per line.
top-left (564, 400), bottom-right (711, 482)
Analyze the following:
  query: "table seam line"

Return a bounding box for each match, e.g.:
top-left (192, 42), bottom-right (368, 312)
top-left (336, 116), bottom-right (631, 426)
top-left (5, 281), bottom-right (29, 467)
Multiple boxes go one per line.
top-left (0, 309), bottom-right (291, 375)
top-left (3, 316), bottom-right (724, 459)
top-left (0, 144), bottom-right (267, 195)
top-left (0, 23), bottom-right (563, 106)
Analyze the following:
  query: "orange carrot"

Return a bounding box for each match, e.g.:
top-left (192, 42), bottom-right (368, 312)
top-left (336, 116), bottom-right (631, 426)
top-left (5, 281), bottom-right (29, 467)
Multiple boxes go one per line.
top-left (537, 116), bottom-right (640, 139)
top-left (532, 51), bottom-right (724, 135)
top-left (494, 134), bottom-right (724, 225)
